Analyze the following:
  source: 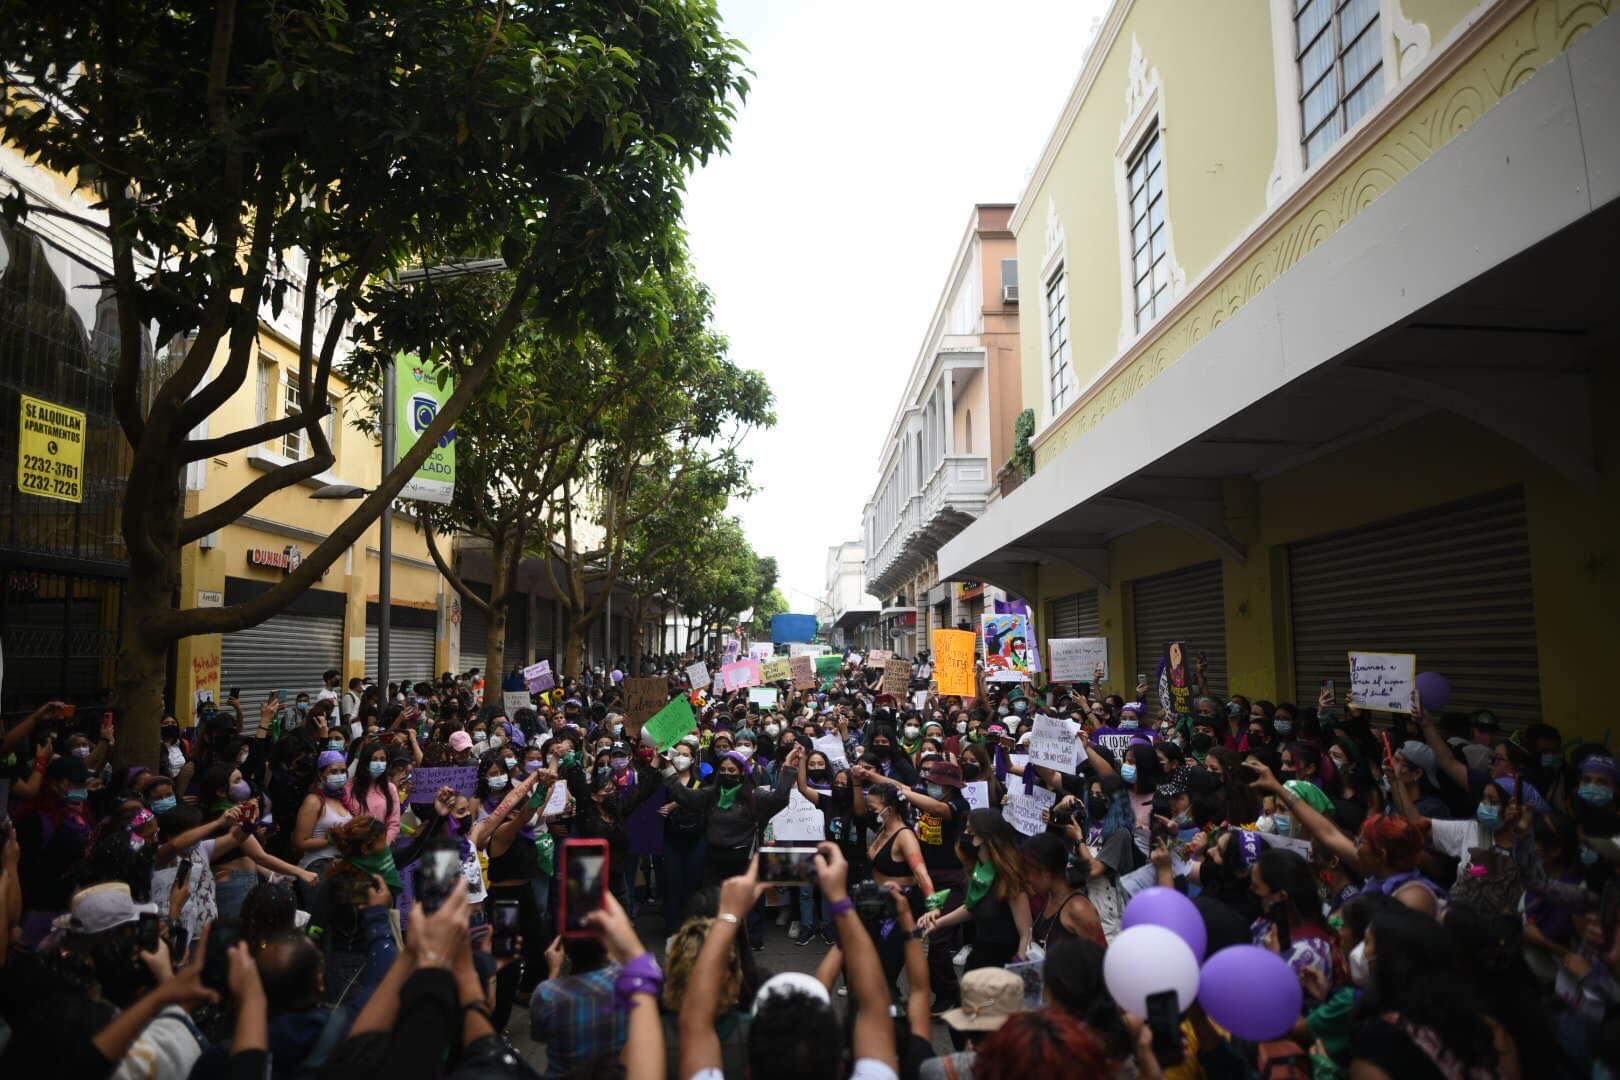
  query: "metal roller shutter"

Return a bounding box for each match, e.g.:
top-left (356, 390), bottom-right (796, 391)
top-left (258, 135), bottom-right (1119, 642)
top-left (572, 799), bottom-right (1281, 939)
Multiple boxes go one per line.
top-left (1131, 562), bottom-right (1227, 699)
top-left (1288, 487), bottom-right (1539, 724)
top-left (534, 596), bottom-right (555, 666)
top-left (365, 624), bottom-right (439, 689)
top-left (505, 594), bottom-right (529, 668)
top-left (460, 593), bottom-right (488, 676)
top-left (1047, 591), bottom-right (1101, 639)
top-left (221, 612), bottom-right (343, 715)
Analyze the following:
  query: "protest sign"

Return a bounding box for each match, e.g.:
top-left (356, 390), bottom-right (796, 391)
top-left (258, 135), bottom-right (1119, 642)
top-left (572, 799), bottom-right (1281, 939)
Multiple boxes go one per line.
top-left (760, 656), bottom-right (792, 683)
top-left (501, 691), bottom-right (531, 718)
top-left (986, 669), bottom-right (1029, 683)
top-left (1028, 714), bottom-right (1081, 774)
top-left (1009, 753), bottom-right (1029, 773)
top-left (723, 639), bottom-right (741, 663)
top-left (748, 687), bottom-right (779, 709)
top-left (912, 690), bottom-right (929, 713)
top-left (719, 660), bottom-right (760, 692)
top-left (522, 660), bottom-right (554, 693)
top-left (407, 766), bottom-right (478, 803)
top-left (749, 642), bottom-right (775, 662)
top-left (815, 654), bottom-right (843, 690)
top-left (867, 649), bottom-right (893, 665)
top-left (769, 788), bottom-right (826, 842)
top-left (1349, 651), bottom-right (1416, 713)
top-left (1048, 637), bottom-right (1108, 683)
top-left (541, 781), bottom-right (569, 818)
top-left (771, 613), bottom-right (819, 644)
top-left (645, 694), bottom-right (698, 751)
top-left (847, 652), bottom-right (864, 667)
top-left (1258, 830), bottom-right (1313, 858)
top-left (624, 677), bottom-right (667, 728)
top-left (982, 611), bottom-right (1041, 676)
top-left (812, 733), bottom-right (849, 772)
top-left (932, 629), bottom-right (977, 697)
top-left (1007, 785), bottom-right (1056, 837)
top-left (881, 657), bottom-right (911, 696)
top-left (1089, 726), bottom-right (1157, 757)
top-left (790, 655), bottom-right (817, 691)
top-left (962, 780), bottom-right (990, 811)
top-left (789, 643), bottom-right (827, 657)
top-left (685, 661), bottom-right (711, 690)
top-left (1157, 642), bottom-right (1194, 717)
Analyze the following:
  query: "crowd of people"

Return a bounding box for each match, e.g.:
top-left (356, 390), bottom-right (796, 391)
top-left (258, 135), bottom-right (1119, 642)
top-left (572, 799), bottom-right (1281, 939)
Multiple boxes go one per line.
top-left (0, 646), bottom-right (1613, 1079)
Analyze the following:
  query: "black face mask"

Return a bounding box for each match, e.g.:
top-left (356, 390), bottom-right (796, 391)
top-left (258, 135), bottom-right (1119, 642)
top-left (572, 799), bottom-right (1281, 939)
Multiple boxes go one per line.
top-left (1087, 796), bottom-right (1110, 821)
top-left (873, 744), bottom-right (892, 758)
top-left (717, 773), bottom-right (742, 789)
top-left (961, 761), bottom-right (982, 781)
top-left (808, 769), bottom-right (831, 784)
top-left (1191, 733), bottom-right (1215, 754)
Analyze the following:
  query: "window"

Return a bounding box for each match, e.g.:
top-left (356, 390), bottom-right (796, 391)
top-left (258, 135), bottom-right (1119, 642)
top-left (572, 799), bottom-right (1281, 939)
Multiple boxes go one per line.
top-left (1296, 0), bottom-right (1383, 166)
top-left (282, 373), bottom-right (303, 460)
top-left (254, 355), bottom-right (273, 427)
top-left (1045, 268), bottom-right (1074, 415)
top-left (1126, 130), bottom-right (1169, 331)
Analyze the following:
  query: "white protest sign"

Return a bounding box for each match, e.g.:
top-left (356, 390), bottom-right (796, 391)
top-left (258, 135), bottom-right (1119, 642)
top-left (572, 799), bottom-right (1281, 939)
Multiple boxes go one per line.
top-left (962, 780), bottom-right (990, 810)
top-left (522, 660), bottom-right (554, 693)
top-left (1348, 651), bottom-right (1416, 713)
top-left (501, 691), bottom-right (531, 717)
top-left (769, 787), bottom-right (827, 842)
top-left (847, 652), bottom-right (863, 667)
top-left (1007, 784), bottom-right (1056, 837)
top-left (986, 669), bottom-right (1029, 683)
top-left (1048, 637), bottom-right (1108, 683)
top-left (541, 781), bottom-right (569, 818)
top-left (1009, 753), bottom-right (1029, 773)
top-left (813, 733), bottom-right (850, 772)
top-left (749, 643), bottom-right (775, 662)
top-left (912, 690), bottom-right (929, 713)
top-left (789, 643), bottom-right (827, 657)
top-left (867, 649), bottom-right (893, 664)
top-left (748, 686), bottom-right (779, 709)
top-left (1027, 714), bottom-right (1081, 774)
top-left (686, 661), bottom-right (711, 689)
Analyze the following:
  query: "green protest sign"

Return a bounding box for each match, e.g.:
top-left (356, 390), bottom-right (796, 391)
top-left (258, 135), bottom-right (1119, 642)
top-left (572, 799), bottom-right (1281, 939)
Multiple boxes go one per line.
top-left (815, 654), bottom-right (842, 691)
top-left (645, 693), bottom-right (697, 751)
top-left (395, 354), bottom-right (455, 504)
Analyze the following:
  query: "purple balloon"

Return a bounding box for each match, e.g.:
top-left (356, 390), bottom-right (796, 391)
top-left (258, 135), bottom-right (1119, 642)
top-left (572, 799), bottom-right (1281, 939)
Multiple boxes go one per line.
top-left (1415, 671), bottom-right (1451, 713)
top-left (1121, 886), bottom-right (1207, 961)
top-left (1198, 945), bottom-right (1302, 1041)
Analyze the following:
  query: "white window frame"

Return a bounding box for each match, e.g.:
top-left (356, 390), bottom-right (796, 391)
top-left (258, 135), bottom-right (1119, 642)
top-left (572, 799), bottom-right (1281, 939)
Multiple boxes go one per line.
top-left (1044, 264), bottom-right (1074, 419)
top-left (1037, 194), bottom-right (1074, 429)
top-left (282, 371), bottom-right (304, 460)
top-left (1113, 36), bottom-right (1185, 351)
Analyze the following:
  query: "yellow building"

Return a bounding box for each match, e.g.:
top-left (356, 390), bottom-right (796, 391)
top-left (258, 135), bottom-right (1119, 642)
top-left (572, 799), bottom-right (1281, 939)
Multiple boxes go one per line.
top-left (939, 0), bottom-right (1619, 735)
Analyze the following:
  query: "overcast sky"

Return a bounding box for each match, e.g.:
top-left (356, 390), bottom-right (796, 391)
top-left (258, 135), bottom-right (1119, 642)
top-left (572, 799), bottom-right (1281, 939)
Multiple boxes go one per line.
top-left (682, 0), bottom-right (1109, 611)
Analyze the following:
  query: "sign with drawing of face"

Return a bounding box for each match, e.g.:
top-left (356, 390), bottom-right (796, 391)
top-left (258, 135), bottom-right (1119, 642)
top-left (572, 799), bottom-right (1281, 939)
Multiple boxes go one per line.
top-left (981, 612), bottom-right (1040, 676)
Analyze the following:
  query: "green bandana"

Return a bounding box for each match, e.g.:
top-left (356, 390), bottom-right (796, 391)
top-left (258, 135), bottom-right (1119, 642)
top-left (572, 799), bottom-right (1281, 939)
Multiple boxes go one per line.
top-left (348, 850), bottom-right (404, 896)
top-left (716, 783), bottom-right (740, 811)
top-left (965, 858), bottom-right (997, 909)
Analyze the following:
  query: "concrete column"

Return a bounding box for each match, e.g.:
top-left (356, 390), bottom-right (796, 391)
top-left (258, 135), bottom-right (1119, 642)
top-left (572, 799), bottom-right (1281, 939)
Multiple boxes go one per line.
top-left (943, 374), bottom-right (954, 456)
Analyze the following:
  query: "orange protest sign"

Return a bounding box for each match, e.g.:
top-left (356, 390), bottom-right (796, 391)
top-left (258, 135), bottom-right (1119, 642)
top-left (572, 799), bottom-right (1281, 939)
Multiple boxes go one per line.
top-left (932, 628), bottom-right (977, 697)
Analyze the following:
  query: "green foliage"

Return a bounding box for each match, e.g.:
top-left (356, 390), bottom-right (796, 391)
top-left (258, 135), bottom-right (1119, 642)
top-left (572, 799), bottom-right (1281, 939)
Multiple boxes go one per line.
top-left (1012, 407), bottom-right (1036, 478)
top-left (750, 585), bottom-right (790, 627)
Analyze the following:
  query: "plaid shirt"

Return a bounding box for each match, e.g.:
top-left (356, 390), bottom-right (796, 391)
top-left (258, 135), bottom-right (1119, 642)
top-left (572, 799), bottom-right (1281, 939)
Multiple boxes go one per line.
top-left (530, 965), bottom-right (625, 1079)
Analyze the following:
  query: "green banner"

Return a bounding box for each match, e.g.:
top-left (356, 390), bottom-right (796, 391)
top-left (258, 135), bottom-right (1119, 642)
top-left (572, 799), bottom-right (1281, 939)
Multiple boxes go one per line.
top-left (645, 694), bottom-right (697, 752)
top-left (815, 654), bottom-right (842, 691)
top-left (395, 355), bottom-right (455, 504)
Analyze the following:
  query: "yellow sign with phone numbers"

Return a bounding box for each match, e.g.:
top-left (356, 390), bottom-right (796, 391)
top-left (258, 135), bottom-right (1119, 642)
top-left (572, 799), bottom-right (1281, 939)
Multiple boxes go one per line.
top-left (17, 394), bottom-right (86, 503)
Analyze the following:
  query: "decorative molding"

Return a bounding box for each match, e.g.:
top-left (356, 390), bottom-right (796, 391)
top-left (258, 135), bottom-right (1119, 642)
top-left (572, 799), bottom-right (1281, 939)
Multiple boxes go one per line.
top-left (1391, 0), bottom-right (1434, 76)
top-left (1032, 0), bottom-right (1610, 470)
top-left (1113, 36), bottom-right (1186, 355)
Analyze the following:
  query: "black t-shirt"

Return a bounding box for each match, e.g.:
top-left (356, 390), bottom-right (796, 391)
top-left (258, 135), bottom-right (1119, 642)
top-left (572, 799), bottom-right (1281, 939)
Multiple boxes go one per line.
top-left (913, 787), bottom-right (967, 871)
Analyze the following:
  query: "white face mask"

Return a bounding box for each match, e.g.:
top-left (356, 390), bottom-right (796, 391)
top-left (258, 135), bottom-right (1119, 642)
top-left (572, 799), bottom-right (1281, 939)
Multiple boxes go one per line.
top-left (672, 754), bottom-right (693, 772)
top-left (764, 723), bottom-right (781, 737)
top-left (489, 734), bottom-right (505, 749)
top-left (735, 746), bottom-right (754, 760)
top-left (903, 725), bottom-right (920, 739)
top-left (956, 722), bottom-right (969, 734)
top-left (473, 741), bottom-right (489, 756)
top-left (1348, 940), bottom-right (1371, 987)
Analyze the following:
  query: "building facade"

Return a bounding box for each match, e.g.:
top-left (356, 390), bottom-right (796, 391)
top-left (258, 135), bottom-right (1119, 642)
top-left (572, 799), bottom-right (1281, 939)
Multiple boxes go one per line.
top-left (937, 0), bottom-right (1619, 735)
top-left (862, 204), bottom-right (1025, 656)
top-left (825, 540), bottom-right (880, 649)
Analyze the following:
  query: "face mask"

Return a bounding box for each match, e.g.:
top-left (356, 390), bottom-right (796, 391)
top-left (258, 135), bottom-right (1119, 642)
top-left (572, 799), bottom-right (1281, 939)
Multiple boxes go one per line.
top-left (151, 795), bottom-right (178, 814)
top-left (1330, 754), bottom-right (1349, 771)
top-left (130, 834), bottom-right (147, 851)
top-left (1274, 720), bottom-right (1294, 737)
top-left (1013, 701), bottom-right (1028, 713)
top-left (718, 772), bottom-right (742, 789)
top-left (1191, 733), bottom-right (1215, 754)
top-left (1272, 812), bottom-right (1292, 836)
top-left (228, 780), bottom-right (253, 801)
top-left (672, 755), bottom-right (693, 772)
top-left (926, 783), bottom-right (945, 799)
top-left (997, 706), bottom-right (1009, 717)
top-left (327, 739), bottom-right (345, 751)
top-left (1581, 846), bottom-right (1601, 866)
top-left (903, 726), bottom-right (920, 739)
top-left (296, 703), bottom-right (310, 714)
top-left (1348, 940), bottom-right (1371, 987)
top-left (366, 760), bottom-right (387, 778)
top-left (489, 734), bottom-right (505, 749)
top-left (809, 768), bottom-right (831, 784)
top-left (956, 722), bottom-right (968, 735)
top-left (735, 746), bottom-right (754, 761)
top-left (1120, 763), bottom-right (1138, 784)
top-left (66, 787), bottom-right (88, 804)
top-left (1580, 783), bottom-right (1614, 807)
top-left (610, 757), bottom-right (630, 773)
top-left (324, 774), bottom-right (346, 793)
top-left (765, 724), bottom-right (780, 738)
top-left (1088, 796), bottom-right (1109, 820)
top-left (72, 745), bottom-right (91, 759)
top-left (503, 757), bottom-right (518, 772)
top-left (488, 775), bottom-right (509, 791)
top-left (1120, 718), bottom-right (1139, 730)
top-left (962, 761), bottom-right (981, 781)
top-left (1476, 802), bottom-right (1503, 830)
top-left (1541, 752), bottom-right (1562, 769)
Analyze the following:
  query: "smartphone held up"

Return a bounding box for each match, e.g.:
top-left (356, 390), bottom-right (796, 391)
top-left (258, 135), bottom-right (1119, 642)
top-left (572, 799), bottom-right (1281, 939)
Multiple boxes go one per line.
top-left (560, 838), bottom-right (609, 937)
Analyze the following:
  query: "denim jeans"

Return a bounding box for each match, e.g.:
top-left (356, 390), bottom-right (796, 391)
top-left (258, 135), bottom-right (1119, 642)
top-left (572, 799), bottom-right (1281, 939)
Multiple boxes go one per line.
top-left (662, 835), bottom-right (707, 934)
top-left (796, 885), bottom-right (822, 932)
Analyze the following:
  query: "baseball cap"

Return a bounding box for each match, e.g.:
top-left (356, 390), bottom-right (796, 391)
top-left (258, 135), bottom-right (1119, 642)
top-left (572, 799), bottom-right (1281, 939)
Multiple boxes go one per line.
top-left (448, 731), bottom-right (474, 753)
top-left (56, 882), bottom-right (158, 934)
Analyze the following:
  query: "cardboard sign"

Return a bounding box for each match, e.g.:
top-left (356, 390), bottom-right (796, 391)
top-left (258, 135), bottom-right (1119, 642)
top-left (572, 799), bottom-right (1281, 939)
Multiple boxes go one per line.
top-left (406, 766), bottom-right (479, 803)
top-left (17, 394), bottom-right (85, 503)
top-left (962, 780), bottom-right (990, 810)
top-left (760, 656), bottom-right (792, 683)
top-left (847, 652), bottom-right (864, 667)
top-left (1007, 784), bottom-right (1057, 837)
top-left (866, 649), bottom-right (893, 665)
top-left (1349, 651), bottom-right (1416, 713)
top-left (812, 733), bottom-right (849, 772)
top-left (501, 691), bottom-right (532, 718)
top-left (1089, 726), bottom-right (1158, 756)
top-left (790, 655), bottom-right (817, 691)
top-left (983, 611), bottom-right (1041, 676)
top-left (522, 660), bottom-right (554, 693)
top-left (881, 657), bottom-right (911, 696)
top-left (1028, 714), bottom-right (1081, 774)
top-left (1048, 637), bottom-right (1108, 683)
top-left (769, 787), bottom-right (826, 842)
top-left (624, 676), bottom-right (667, 726)
top-left (645, 694), bottom-right (698, 751)
top-left (686, 661), bottom-right (711, 690)
top-left (748, 686), bottom-right (779, 709)
top-left (720, 660), bottom-right (761, 692)
top-left (932, 629), bottom-right (978, 697)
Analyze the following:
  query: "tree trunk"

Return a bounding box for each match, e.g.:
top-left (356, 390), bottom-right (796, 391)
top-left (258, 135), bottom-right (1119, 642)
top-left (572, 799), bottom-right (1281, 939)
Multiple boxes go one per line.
top-left (563, 621), bottom-right (587, 678)
top-left (483, 530), bottom-right (522, 685)
top-left (628, 594), bottom-right (646, 674)
top-left (112, 450), bottom-right (185, 768)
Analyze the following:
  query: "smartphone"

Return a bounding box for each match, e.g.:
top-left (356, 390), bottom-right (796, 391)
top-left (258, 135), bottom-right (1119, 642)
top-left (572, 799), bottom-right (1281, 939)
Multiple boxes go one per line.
top-left (1136, 673), bottom-right (1147, 686)
top-left (560, 838), bottom-right (609, 937)
top-left (274, 690), bottom-right (287, 703)
top-left (60, 703), bottom-right (77, 718)
top-left (1145, 989), bottom-right (1185, 1066)
top-left (230, 688), bottom-right (241, 700)
top-left (492, 899), bottom-right (521, 958)
top-left (758, 845), bottom-right (819, 885)
top-left (201, 920), bottom-right (242, 994)
top-left (174, 855), bottom-right (193, 887)
top-left (137, 912), bottom-right (161, 953)
top-left (1273, 912), bottom-right (1292, 954)
top-left (1321, 678), bottom-right (1335, 696)
top-left (416, 839), bottom-right (462, 914)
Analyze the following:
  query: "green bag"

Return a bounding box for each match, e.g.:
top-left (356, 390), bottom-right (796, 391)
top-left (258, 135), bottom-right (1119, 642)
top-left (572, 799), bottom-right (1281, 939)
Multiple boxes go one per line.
top-left (535, 831), bottom-right (556, 877)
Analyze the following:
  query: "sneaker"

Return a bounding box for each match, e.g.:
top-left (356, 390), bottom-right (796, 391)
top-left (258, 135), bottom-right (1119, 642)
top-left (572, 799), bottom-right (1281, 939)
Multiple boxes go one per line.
top-left (751, 936), bottom-right (766, 952)
top-left (819, 927), bottom-right (836, 946)
top-left (788, 920), bottom-right (801, 938)
top-left (775, 909), bottom-right (791, 927)
top-left (794, 927), bottom-right (815, 946)
top-left (836, 982), bottom-right (848, 996)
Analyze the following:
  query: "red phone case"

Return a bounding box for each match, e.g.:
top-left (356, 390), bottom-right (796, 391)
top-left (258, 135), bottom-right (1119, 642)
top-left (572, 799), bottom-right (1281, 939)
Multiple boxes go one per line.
top-left (559, 838), bottom-right (610, 938)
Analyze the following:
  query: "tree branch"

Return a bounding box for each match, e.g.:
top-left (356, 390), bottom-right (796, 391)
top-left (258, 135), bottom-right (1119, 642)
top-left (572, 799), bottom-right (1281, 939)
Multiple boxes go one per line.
top-left (423, 525), bottom-right (491, 616)
top-left (177, 446), bottom-right (331, 545)
top-left (177, 405), bottom-right (329, 463)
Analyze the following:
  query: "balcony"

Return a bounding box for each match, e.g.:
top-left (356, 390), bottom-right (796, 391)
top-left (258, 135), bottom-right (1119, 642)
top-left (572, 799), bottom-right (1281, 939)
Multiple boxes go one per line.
top-left (866, 454), bottom-right (991, 596)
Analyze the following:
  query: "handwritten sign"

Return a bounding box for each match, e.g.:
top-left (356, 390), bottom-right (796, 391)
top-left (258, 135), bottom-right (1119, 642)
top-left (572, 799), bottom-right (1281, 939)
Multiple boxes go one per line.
top-left (192, 651), bottom-right (220, 700)
top-left (749, 643), bottom-right (775, 662)
top-left (867, 649), bottom-right (893, 665)
top-left (1007, 784), bottom-right (1057, 837)
top-left (962, 780), bottom-right (990, 810)
top-left (769, 787), bottom-right (826, 842)
top-left (541, 780), bottom-right (569, 818)
top-left (815, 654), bottom-right (843, 690)
top-left (522, 661), bottom-right (554, 693)
top-left (406, 766), bottom-right (479, 803)
top-left (501, 691), bottom-right (532, 717)
top-left (912, 690), bottom-right (929, 713)
top-left (760, 656), bottom-right (792, 683)
top-left (790, 655), bottom-right (817, 691)
top-left (1048, 637), bottom-right (1108, 683)
top-left (646, 694), bottom-right (698, 751)
top-left (812, 733), bottom-right (849, 772)
top-left (881, 657), bottom-right (911, 696)
top-left (1028, 714), bottom-right (1080, 774)
top-left (789, 643), bottom-right (827, 658)
top-left (1349, 651), bottom-right (1416, 713)
top-left (624, 676), bottom-right (667, 727)
top-left (685, 661), bottom-right (710, 690)
top-left (720, 660), bottom-right (761, 692)
top-left (748, 686), bottom-right (779, 709)
top-left (932, 629), bottom-right (977, 697)
top-left (1089, 726), bottom-right (1157, 757)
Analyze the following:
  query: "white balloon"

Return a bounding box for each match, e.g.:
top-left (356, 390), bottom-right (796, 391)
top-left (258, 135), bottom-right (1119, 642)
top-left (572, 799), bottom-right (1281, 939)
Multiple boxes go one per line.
top-left (1102, 924), bottom-right (1201, 1016)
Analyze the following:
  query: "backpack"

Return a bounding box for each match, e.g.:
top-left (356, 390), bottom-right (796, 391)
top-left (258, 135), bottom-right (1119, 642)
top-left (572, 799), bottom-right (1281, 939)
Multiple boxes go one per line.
top-left (1448, 845), bottom-right (1525, 916)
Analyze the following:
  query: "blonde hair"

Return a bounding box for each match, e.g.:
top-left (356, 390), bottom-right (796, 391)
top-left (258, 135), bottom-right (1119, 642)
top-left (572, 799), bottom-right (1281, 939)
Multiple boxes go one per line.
top-left (662, 916), bottom-right (742, 1012)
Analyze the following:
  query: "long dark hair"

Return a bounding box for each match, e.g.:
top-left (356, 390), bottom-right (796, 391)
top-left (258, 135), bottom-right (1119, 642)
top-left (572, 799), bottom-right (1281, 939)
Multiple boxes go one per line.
top-left (1043, 937), bottom-right (1134, 1059)
top-left (1255, 847), bottom-right (1327, 934)
top-left (349, 739), bottom-right (396, 819)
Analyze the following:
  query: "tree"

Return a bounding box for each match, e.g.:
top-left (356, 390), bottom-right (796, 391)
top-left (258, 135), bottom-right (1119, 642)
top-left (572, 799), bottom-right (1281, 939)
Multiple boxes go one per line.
top-left (750, 585), bottom-right (790, 630)
top-left (668, 517), bottom-right (764, 653)
top-left (0, 1), bottom-right (746, 763)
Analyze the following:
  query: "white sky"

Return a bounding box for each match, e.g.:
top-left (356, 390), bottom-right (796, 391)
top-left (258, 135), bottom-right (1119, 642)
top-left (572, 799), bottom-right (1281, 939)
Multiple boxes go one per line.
top-left (682, 0), bottom-right (1110, 610)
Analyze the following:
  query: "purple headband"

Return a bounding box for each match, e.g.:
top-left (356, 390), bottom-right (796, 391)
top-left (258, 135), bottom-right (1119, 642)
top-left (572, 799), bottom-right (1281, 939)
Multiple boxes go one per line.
top-left (1234, 829), bottom-right (1264, 868)
top-left (1581, 755), bottom-right (1620, 782)
top-left (723, 750), bottom-right (753, 771)
top-left (317, 750), bottom-right (347, 770)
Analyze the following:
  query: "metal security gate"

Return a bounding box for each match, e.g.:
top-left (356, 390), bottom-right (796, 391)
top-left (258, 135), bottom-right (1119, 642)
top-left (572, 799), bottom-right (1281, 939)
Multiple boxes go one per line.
top-left (1131, 562), bottom-right (1227, 699)
top-left (534, 596), bottom-right (556, 667)
top-left (1288, 488), bottom-right (1539, 724)
top-left (1047, 590), bottom-right (1101, 639)
top-left (221, 611), bottom-right (342, 714)
top-left (365, 624), bottom-right (438, 689)
top-left (459, 596), bottom-right (488, 676)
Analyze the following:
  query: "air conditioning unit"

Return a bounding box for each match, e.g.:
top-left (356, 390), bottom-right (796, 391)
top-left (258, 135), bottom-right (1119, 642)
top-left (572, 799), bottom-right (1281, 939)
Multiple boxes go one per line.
top-left (198, 530), bottom-right (219, 550)
top-left (1002, 284), bottom-right (1019, 304)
